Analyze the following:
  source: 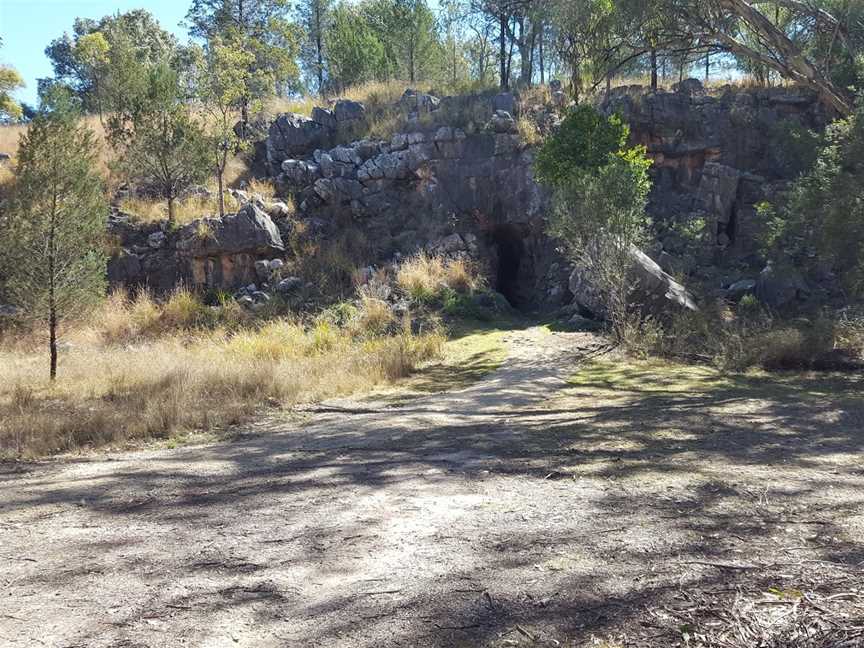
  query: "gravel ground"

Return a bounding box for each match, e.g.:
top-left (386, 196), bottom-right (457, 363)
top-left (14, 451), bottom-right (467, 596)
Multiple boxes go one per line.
top-left (2, 326), bottom-right (863, 647)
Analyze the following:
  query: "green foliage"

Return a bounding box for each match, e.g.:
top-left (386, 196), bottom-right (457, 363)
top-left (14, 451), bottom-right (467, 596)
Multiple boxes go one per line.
top-left (0, 38), bottom-right (24, 121)
top-left (548, 152), bottom-right (652, 250)
top-left (761, 100), bottom-right (864, 296)
top-left (0, 91), bottom-right (107, 378)
top-left (0, 65), bottom-right (24, 121)
top-left (768, 118), bottom-right (822, 179)
top-left (192, 36), bottom-right (259, 215)
top-left (535, 105), bottom-right (630, 189)
top-left (105, 60), bottom-right (210, 225)
top-left (442, 289), bottom-right (510, 322)
top-left (539, 105), bottom-right (651, 248)
top-left (363, 0), bottom-right (441, 84)
top-left (44, 10), bottom-right (178, 112)
top-left (537, 104), bottom-right (652, 342)
top-left (296, 0), bottom-right (335, 92)
top-left (186, 0), bottom-right (301, 107)
top-left (325, 3), bottom-right (388, 90)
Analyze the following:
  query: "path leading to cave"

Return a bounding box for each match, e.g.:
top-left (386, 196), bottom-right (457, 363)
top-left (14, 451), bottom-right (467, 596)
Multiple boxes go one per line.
top-left (2, 326), bottom-right (864, 647)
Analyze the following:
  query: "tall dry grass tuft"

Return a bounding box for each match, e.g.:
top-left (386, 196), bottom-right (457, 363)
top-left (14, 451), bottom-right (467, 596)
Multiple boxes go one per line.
top-left (396, 253), bottom-right (483, 303)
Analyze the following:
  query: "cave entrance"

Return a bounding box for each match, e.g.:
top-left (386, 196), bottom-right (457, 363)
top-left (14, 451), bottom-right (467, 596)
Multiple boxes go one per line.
top-left (489, 223), bottom-right (527, 308)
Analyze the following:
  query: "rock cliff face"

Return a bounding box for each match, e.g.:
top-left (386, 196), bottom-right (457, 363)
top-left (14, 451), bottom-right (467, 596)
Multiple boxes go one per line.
top-left (105, 82), bottom-right (825, 313)
top-left (107, 202), bottom-right (287, 292)
top-left (601, 82), bottom-right (825, 270)
top-left (272, 117), bottom-right (573, 309)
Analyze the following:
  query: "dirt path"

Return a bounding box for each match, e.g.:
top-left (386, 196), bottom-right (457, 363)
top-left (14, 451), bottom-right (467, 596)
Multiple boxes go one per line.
top-left (2, 326), bottom-right (863, 647)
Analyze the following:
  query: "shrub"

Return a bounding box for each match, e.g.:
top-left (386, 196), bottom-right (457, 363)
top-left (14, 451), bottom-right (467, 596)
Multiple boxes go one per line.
top-left (161, 287), bottom-right (209, 330)
top-left (761, 100), bottom-right (864, 296)
top-left (537, 104), bottom-right (653, 345)
top-left (443, 258), bottom-right (482, 294)
top-left (119, 192), bottom-right (240, 225)
top-left (516, 116), bottom-right (542, 146)
top-left (535, 104), bottom-right (632, 188)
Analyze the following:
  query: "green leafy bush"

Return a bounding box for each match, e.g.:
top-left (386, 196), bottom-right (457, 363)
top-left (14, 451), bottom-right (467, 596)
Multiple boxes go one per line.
top-left (535, 104), bottom-right (631, 188)
top-left (536, 104), bottom-right (653, 346)
top-left (761, 100), bottom-right (864, 296)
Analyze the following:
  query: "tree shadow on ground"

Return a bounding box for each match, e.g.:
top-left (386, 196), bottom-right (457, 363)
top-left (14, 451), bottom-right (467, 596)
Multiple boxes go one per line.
top-left (3, 348), bottom-right (864, 647)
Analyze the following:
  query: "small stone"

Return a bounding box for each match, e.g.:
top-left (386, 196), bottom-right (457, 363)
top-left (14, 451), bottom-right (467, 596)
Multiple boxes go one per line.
top-left (277, 277), bottom-right (303, 295)
top-left (255, 260), bottom-right (271, 281)
top-left (147, 231), bottom-right (167, 249)
top-left (252, 291), bottom-right (271, 303)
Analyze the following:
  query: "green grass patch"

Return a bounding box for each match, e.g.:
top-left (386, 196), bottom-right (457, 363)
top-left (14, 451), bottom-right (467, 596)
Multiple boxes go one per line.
top-left (364, 317), bottom-right (526, 404)
top-left (569, 357), bottom-right (864, 402)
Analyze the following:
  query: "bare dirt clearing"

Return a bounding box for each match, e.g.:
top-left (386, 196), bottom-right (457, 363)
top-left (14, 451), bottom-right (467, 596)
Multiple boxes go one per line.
top-left (2, 325), bottom-right (864, 647)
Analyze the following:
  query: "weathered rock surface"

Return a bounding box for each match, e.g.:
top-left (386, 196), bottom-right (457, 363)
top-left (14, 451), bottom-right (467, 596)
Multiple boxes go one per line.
top-left (105, 83), bottom-right (828, 314)
top-left (177, 203), bottom-right (283, 258)
top-left (108, 204), bottom-right (285, 291)
top-left (569, 245), bottom-right (698, 320)
top-left (266, 99), bottom-right (368, 172)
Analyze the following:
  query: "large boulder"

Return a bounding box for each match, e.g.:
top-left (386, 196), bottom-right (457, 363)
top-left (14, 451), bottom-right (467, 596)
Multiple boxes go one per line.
top-left (569, 245), bottom-right (698, 319)
top-left (629, 246), bottom-right (698, 312)
top-left (178, 203), bottom-right (284, 257)
top-left (755, 262), bottom-right (808, 308)
top-left (698, 163), bottom-right (740, 225)
top-left (334, 99), bottom-right (366, 123)
top-left (267, 113), bottom-right (330, 170)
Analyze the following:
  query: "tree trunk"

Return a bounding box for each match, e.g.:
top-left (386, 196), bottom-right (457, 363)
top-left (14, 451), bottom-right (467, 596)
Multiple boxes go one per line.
top-left (538, 24), bottom-right (545, 85)
top-left (516, 17), bottom-right (532, 86)
top-left (240, 98), bottom-right (249, 134)
top-left (705, 51), bottom-right (710, 82)
top-left (499, 11), bottom-right (508, 90)
top-left (217, 168), bottom-right (225, 218)
top-left (48, 210), bottom-right (57, 381)
top-left (650, 48), bottom-right (658, 90)
top-left (49, 304), bottom-right (57, 381)
top-left (713, 0), bottom-right (851, 115)
top-left (505, 18), bottom-right (515, 85)
top-left (316, 31), bottom-right (324, 91)
top-left (409, 43), bottom-right (416, 83)
top-left (451, 36), bottom-right (457, 86)
top-left (167, 193), bottom-right (176, 228)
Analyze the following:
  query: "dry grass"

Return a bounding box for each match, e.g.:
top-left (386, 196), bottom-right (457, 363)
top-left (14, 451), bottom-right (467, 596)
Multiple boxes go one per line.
top-left (351, 295), bottom-right (396, 336)
top-left (518, 84), bottom-right (552, 106)
top-left (396, 253), bottom-right (483, 303)
top-left (0, 291), bottom-right (444, 458)
top-left (605, 73), bottom-right (795, 92)
top-left (289, 225), bottom-right (377, 297)
top-left (247, 177), bottom-right (277, 200)
top-left (119, 192), bottom-right (241, 225)
top-left (0, 122), bottom-right (28, 158)
top-left (516, 115), bottom-right (542, 146)
top-left (0, 115), bottom-right (112, 178)
top-left (0, 161), bottom-right (14, 199)
top-left (265, 95), bottom-right (317, 118)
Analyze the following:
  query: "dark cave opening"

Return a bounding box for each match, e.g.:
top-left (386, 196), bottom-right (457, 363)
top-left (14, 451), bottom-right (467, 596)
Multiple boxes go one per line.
top-left (489, 224), bottom-right (527, 308)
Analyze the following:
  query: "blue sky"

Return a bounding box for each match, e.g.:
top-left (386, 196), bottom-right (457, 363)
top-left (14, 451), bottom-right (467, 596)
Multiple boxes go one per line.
top-left (1, 1), bottom-right (190, 105)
